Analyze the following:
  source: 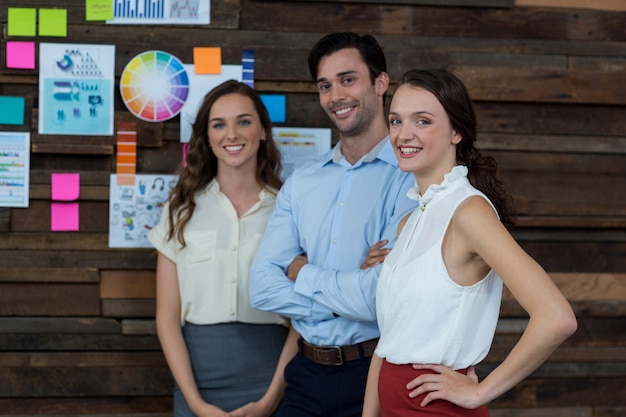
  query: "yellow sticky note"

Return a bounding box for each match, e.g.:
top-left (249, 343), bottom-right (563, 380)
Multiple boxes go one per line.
top-left (86, 0), bottom-right (114, 21)
top-left (193, 47), bottom-right (222, 74)
top-left (8, 8), bottom-right (37, 37)
top-left (39, 9), bottom-right (68, 37)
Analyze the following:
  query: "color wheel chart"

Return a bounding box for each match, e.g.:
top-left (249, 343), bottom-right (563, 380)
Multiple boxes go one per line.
top-left (120, 51), bottom-right (190, 122)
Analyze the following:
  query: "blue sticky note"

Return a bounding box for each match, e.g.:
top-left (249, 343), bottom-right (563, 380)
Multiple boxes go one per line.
top-left (0, 96), bottom-right (26, 125)
top-left (260, 95), bottom-right (286, 123)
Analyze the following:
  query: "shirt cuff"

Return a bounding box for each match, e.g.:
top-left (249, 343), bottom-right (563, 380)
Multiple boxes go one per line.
top-left (294, 263), bottom-right (334, 320)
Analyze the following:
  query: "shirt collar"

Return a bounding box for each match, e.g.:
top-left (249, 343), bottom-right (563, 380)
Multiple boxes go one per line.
top-left (325, 136), bottom-right (397, 167)
top-left (207, 177), bottom-right (275, 203)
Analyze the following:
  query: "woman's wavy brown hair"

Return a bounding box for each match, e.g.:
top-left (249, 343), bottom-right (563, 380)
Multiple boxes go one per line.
top-left (165, 80), bottom-right (283, 246)
top-left (397, 69), bottom-right (516, 227)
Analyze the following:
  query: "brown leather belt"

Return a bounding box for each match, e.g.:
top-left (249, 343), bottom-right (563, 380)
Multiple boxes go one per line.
top-left (299, 337), bottom-right (378, 366)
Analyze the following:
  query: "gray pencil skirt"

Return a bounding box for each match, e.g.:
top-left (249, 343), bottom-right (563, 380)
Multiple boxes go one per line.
top-left (174, 321), bottom-right (288, 417)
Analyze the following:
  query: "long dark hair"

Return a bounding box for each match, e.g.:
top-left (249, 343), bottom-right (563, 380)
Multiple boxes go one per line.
top-left (398, 69), bottom-right (516, 227)
top-left (166, 80), bottom-right (283, 246)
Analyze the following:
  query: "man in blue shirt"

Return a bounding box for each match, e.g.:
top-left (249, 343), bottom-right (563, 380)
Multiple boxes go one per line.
top-left (250, 32), bottom-right (417, 417)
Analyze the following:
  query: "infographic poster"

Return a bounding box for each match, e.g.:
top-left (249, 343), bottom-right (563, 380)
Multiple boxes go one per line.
top-left (272, 127), bottom-right (331, 180)
top-left (0, 132), bottom-right (30, 208)
top-left (38, 43), bottom-right (115, 136)
top-left (108, 0), bottom-right (210, 25)
top-left (109, 173), bottom-right (178, 248)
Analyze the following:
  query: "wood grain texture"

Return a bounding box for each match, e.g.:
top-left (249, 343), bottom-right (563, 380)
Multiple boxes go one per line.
top-left (0, 0), bottom-right (624, 415)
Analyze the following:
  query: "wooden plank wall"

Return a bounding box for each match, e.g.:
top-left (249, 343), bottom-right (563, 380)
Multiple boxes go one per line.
top-left (1, 0), bottom-right (625, 416)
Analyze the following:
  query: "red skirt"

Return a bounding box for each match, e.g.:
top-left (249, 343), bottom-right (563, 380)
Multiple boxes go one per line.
top-left (378, 359), bottom-right (490, 417)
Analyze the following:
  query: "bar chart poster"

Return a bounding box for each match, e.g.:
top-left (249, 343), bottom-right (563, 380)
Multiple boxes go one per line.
top-left (0, 132), bottom-right (30, 208)
top-left (108, 0), bottom-right (210, 25)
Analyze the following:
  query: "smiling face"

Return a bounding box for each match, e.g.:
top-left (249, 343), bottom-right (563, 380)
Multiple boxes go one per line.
top-left (389, 84), bottom-right (462, 189)
top-left (208, 93), bottom-right (266, 174)
top-left (315, 48), bottom-right (384, 138)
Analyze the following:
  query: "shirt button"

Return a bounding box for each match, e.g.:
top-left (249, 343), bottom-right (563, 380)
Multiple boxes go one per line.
top-left (332, 238), bottom-right (337, 244)
top-left (232, 246), bottom-right (237, 251)
top-left (339, 201), bottom-right (344, 207)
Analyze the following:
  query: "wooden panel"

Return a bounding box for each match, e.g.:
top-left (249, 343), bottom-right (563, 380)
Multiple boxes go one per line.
top-left (0, 208), bottom-right (10, 233)
top-left (0, 397), bottom-right (172, 415)
top-left (0, 351), bottom-right (166, 367)
top-left (10, 201), bottom-right (110, 233)
top-left (0, 284), bottom-right (100, 316)
top-left (0, 318), bottom-right (119, 333)
top-left (478, 133), bottom-right (626, 154)
top-left (31, 143), bottom-right (115, 155)
top-left (490, 408), bottom-right (591, 417)
top-left (102, 299), bottom-right (156, 318)
top-left (287, 0), bottom-right (514, 6)
top-left (0, 0), bottom-right (624, 414)
top-left (0, 334), bottom-right (161, 351)
top-left (0, 250), bottom-right (157, 269)
top-left (516, 0), bottom-right (626, 11)
top-left (100, 270), bottom-right (156, 299)
top-left (0, 233), bottom-right (109, 251)
top-left (29, 184), bottom-right (110, 201)
top-left (240, 2), bottom-right (626, 42)
top-left (122, 319), bottom-right (157, 335)
top-left (0, 367), bottom-right (172, 397)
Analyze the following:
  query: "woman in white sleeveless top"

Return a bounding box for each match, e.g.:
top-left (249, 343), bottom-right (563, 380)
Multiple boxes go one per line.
top-left (361, 69), bottom-right (577, 417)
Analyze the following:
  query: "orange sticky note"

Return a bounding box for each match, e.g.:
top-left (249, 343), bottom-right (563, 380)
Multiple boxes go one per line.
top-left (193, 47), bottom-right (222, 74)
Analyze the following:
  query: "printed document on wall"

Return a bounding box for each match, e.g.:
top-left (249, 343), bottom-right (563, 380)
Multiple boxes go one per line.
top-left (273, 127), bottom-right (332, 180)
top-left (0, 132), bottom-right (30, 208)
top-left (107, 0), bottom-right (210, 25)
top-left (109, 173), bottom-right (178, 248)
top-left (38, 43), bottom-right (115, 136)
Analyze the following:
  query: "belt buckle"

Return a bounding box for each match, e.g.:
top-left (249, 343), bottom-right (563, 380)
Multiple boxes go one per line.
top-left (320, 345), bottom-right (343, 366)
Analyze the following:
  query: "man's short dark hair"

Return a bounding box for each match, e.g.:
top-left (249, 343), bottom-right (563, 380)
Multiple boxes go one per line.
top-left (307, 32), bottom-right (387, 85)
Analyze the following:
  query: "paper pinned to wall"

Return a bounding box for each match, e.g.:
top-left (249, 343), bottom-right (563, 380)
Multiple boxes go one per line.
top-left (0, 96), bottom-right (26, 125)
top-left (0, 132), bottom-right (30, 208)
top-left (39, 8), bottom-right (68, 37)
top-left (51, 173), bottom-right (80, 201)
top-left (272, 127), bottom-right (332, 180)
top-left (7, 8), bottom-right (37, 37)
top-left (86, 0), bottom-right (114, 21)
top-left (38, 43), bottom-right (115, 136)
top-left (178, 64), bottom-right (242, 143)
top-left (107, 0), bottom-right (210, 25)
top-left (6, 41), bottom-right (36, 70)
top-left (51, 202), bottom-right (79, 231)
top-left (193, 47), bottom-right (222, 74)
top-left (108, 173), bottom-right (178, 248)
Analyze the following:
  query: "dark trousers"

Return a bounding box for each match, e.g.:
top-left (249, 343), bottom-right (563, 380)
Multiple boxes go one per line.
top-left (275, 351), bottom-right (371, 417)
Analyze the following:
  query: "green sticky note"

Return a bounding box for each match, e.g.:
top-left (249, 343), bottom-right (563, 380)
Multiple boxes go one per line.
top-left (86, 0), bottom-right (114, 21)
top-left (39, 9), bottom-right (68, 37)
top-left (0, 96), bottom-right (26, 126)
top-left (7, 8), bottom-right (37, 37)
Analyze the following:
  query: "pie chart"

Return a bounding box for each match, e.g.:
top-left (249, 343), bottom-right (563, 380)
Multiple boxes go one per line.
top-left (120, 50), bottom-right (190, 122)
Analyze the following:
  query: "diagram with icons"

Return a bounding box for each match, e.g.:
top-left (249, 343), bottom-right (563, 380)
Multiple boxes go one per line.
top-left (108, 174), bottom-right (178, 248)
top-left (38, 43), bottom-right (115, 136)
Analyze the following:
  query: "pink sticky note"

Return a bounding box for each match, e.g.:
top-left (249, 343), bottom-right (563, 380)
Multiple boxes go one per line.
top-left (51, 173), bottom-right (80, 201)
top-left (6, 41), bottom-right (36, 70)
top-left (51, 203), bottom-right (79, 231)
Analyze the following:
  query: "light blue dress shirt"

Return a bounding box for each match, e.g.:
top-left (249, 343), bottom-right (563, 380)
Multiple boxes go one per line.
top-left (250, 138), bottom-right (418, 346)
